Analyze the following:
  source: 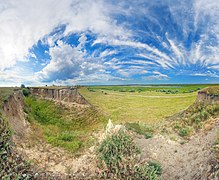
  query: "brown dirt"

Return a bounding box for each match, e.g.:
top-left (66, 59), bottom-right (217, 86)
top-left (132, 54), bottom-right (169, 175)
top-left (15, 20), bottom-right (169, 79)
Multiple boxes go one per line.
top-left (135, 118), bottom-right (219, 180)
top-left (16, 138), bottom-right (97, 177)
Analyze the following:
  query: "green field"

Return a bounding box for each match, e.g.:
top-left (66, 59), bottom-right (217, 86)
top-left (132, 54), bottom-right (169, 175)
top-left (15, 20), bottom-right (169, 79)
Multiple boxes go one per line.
top-left (86, 84), bottom-right (209, 93)
top-left (79, 85), bottom-right (211, 125)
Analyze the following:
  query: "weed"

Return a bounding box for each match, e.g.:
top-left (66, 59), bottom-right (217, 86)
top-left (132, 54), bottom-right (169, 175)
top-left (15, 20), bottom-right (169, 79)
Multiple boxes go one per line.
top-left (172, 101), bottom-right (219, 136)
top-left (97, 131), bottom-right (161, 179)
top-left (179, 127), bottom-right (190, 137)
top-left (148, 161), bottom-right (162, 175)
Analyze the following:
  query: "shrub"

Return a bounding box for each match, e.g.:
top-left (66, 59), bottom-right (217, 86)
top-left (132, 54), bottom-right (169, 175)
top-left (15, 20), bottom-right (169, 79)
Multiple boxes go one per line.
top-left (22, 88), bottom-right (30, 97)
top-left (179, 127), bottom-right (190, 137)
top-left (21, 84), bottom-right (25, 88)
top-left (97, 131), bottom-right (161, 179)
top-left (148, 161), bottom-right (162, 175)
top-left (58, 132), bottom-right (75, 142)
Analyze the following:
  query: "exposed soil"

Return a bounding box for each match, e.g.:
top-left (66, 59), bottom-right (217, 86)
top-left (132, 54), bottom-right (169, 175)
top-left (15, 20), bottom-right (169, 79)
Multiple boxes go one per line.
top-left (15, 138), bottom-right (97, 177)
top-left (135, 118), bottom-right (219, 180)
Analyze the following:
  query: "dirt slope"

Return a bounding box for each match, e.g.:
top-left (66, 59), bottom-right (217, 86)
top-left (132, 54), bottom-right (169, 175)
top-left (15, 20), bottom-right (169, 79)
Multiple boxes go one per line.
top-left (135, 119), bottom-right (219, 180)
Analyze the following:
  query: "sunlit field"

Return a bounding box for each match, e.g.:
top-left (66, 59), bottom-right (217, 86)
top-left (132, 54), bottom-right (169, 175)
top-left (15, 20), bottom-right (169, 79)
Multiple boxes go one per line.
top-left (79, 85), bottom-right (204, 125)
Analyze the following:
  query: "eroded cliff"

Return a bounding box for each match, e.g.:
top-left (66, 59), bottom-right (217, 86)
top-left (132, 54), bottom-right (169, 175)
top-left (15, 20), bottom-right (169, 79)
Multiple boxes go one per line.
top-left (197, 87), bottom-right (219, 103)
top-left (2, 90), bottom-right (29, 137)
top-left (30, 87), bottom-right (89, 105)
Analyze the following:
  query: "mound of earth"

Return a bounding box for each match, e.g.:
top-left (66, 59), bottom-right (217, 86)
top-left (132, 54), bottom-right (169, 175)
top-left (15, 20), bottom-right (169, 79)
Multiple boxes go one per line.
top-left (135, 119), bottom-right (219, 180)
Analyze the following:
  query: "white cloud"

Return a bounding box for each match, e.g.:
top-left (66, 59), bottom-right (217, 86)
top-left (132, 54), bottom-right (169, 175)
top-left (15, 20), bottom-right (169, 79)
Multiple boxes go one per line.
top-left (36, 34), bottom-right (105, 82)
top-left (99, 50), bottom-right (117, 58)
top-left (93, 38), bottom-right (174, 69)
top-left (0, 0), bottom-right (129, 71)
top-left (143, 71), bottom-right (169, 81)
top-left (117, 66), bottom-right (148, 77)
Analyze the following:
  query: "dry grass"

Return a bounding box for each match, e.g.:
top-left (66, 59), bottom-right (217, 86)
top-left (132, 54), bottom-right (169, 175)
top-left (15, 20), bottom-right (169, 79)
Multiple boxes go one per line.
top-left (199, 86), bottom-right (219, 95)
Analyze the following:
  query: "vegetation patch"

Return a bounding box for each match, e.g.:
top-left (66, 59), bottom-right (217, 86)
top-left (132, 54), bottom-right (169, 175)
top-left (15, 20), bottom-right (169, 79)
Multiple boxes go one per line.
top-left (79, 86), bottom-right (196, 124)
top-left (86, 85), bottom-right (209, 94)
top-left (24, 96), bottom-right (106, 153)
top-left (0, 88), bottom-right (15, 106)
top-left (172, 102), bottom-right (219, 137)
top-left (97, 130), bottom-right (162, 179)
top-left (125, 122), bottom-right (154, 139)
top-left (0, 119), bottom-right (31, 179)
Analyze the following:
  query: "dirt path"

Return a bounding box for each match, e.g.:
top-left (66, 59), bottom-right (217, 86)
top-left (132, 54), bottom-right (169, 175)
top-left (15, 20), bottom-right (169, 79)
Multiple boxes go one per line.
top-left (135, 119), bottom-right (219, 180)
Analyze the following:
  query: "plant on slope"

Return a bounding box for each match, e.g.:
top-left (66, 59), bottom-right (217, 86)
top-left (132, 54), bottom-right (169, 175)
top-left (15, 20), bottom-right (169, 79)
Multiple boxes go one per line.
top-left (0, 118), bottom-right (33, 179)
top-left (97, 130), bottom-right (162, 179)
top-left (173, 102), bottom-right (219, 137)
top-left (125, 122), bottom-right (154, 139)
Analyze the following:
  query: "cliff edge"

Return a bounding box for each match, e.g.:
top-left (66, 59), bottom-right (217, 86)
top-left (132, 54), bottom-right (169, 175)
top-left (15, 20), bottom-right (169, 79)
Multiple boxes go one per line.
top-left (30, 87), bottom-right (89, 105)
top-left (197, 86), bottom-right (219, 103)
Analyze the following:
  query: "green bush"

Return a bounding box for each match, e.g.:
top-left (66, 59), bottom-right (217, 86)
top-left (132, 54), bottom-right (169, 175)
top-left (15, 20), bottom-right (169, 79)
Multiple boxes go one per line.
top-left (97, 131), bottom-right (161, 179)
top-left (179, 127), bottom-right (190, 137)
top-left (58, 132), bottom-right (75, 142)
top-left (148, 161), bottom-right (162, 175)
top-left (22, 88), bottom-right (30, 97)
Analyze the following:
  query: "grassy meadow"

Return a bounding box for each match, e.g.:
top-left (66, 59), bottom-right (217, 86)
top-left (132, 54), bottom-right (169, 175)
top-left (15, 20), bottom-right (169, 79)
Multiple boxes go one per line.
top-left (79, 85), bottom-right (203, 125)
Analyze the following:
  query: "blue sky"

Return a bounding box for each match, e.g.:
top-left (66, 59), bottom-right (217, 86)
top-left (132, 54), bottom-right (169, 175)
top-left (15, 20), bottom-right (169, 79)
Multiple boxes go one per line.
top-left (0, 0), bottom-right (218, 86)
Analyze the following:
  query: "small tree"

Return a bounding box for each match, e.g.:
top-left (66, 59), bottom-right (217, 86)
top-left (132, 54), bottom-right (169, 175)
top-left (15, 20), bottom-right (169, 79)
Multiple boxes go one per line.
top-left (22, 88), bottom-right (30, 97)
top-left (21, 84), bottom-right (25, 88)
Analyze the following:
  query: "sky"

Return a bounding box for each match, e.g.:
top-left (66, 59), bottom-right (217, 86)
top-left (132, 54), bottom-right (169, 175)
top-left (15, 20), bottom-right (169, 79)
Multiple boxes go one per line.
top-left (0, 0), bottom-right (219, 86)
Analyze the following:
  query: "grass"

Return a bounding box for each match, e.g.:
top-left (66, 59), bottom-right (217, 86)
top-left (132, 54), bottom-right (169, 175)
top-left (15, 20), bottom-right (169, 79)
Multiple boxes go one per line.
top-left (125, 122), bottom-right (154, 139)
top-left (87, 84), bottom-right (211, 94)
top-left (79, 86), bottom-right (197, 125)
top-left (24, 96), bottom-right (107, 153)
top-left (97, 130), bottom-right (162, 179)
top-left (171, 102), bottom-right (219, 137)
